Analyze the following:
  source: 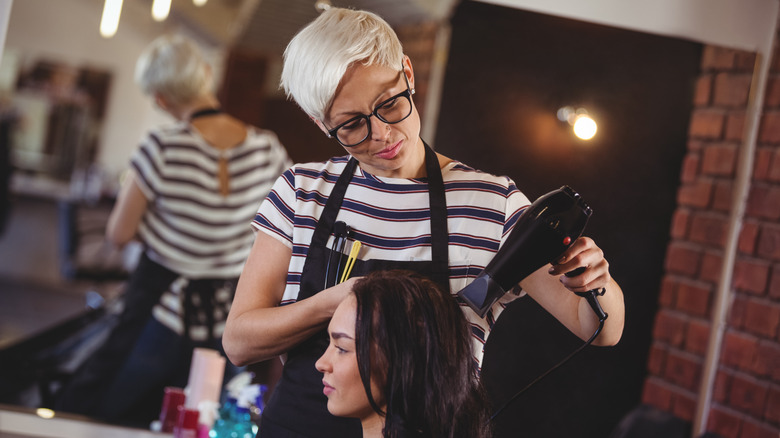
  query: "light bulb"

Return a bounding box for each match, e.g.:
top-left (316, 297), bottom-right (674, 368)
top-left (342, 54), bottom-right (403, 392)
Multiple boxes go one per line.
top-left (573, 115), bottom-right (597, 140)
top-left (193, 0), bottom-right (207, 6)
top-left (99, 0), bottom-right (123, 38)
top-left (36, 408), bottom-right (55, 419)
top-left (152, 0), bottom-right (172, 21)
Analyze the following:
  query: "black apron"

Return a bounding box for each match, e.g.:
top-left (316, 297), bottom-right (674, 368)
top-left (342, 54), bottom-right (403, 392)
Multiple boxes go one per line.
top-left (258, 143), bottom-right (450, 437)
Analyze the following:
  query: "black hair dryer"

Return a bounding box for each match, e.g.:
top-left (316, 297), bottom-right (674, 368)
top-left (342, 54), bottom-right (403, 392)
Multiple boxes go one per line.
top-left (457, 186), bottom-right (592, 317)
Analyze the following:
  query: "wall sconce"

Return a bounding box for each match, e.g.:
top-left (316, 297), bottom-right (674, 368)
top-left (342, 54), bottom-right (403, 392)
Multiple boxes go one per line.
top-left (557, 106), bottom-right (597, 140)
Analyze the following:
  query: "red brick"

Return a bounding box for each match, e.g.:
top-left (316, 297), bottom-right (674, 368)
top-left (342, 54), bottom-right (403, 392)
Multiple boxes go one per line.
top-left (754, 341), bottom-right (780, 381)
top-left (702, 45), bottom-right (738, 70)
top-left (729, 373), bottom-right (769, 418)
top-left (671, 209), bottom-right (691, 239)
top-left (686, 318), bottom-right (711, 355)
top-left (722, 331), bottom-right (759, 371)
top-left (681, 153), bottom-right (700, 183)
top-left (664, 350), bottom-right (702, 392)
top-left (642, 377), bottom-right (673, 411)
top-left (757, 224), bottom-right (780, 261)
top-left (707, 405), bottom-right (743, 438)
top-left (690, 109), bottom-right (726, 139)
top-left (753, 147), bottom-right (772, 181)
top-left (713, 180), bottom-right (734, 212)
top-left (733, 259), bottom-right (771, 295)
top-left (738, 221), bottom-right (760, 255)
top-left (695, 74), bottom-right (712, 106)
top-left (740, 419), bottom-right (780, 438)
top-left (678, 180), bottom-right (714, 208)
top-left (714, 369), bottom-right (733, 403)
top-left (688, 139), bottom-right (706, 152)
top-left (677, 280), bottom-right (713, 317)
top-left (689, 213), bottom-right (729, 248)
top-left (653, 309), bottom-right (687, 347)
top-left (765, 77), bottom-right (780, 107)
top-left (759, 111), bottom-right (780, 144)
top-left (769, 149), bottom-right (780, 182)
top-left (725, 112), bottom-right (746, 142)
top-left (734, 51), bottom-right (757, 72)
top-left (702, 143), bottom-right (738, 176)
top-left (666, 242), bottom-right (703, 276)
top-left (659, 275), bottom-right (679, 307)
top-left (770, 265), bottom-right (780, 299)
top-left (647, 343), bottom-right (668, 376)
top-left (746, 185), bottom-right (780, 220)
top-left (766, 385), bottom-right (780, 425)
top-left (671, 391), bottom-right (697, 422)
top-left (729, 294), bottom-right (748, 329)
top-left (771, 45), bottom-right (780, 73)
top-left (701, 251), bottom-right (724, 283)
top-left (744, 298), bottom-right (780, 338)
top-left (713, 73), bottom-right (752, 107)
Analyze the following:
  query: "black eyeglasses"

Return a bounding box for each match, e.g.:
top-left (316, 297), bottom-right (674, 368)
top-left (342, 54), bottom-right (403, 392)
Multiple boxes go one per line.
top-left (326, 72), bottom-right (415, 147)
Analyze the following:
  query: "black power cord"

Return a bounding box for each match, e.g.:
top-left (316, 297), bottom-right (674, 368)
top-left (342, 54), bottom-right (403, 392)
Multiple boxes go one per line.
top-left (489, 286), bottom-right (608, 422)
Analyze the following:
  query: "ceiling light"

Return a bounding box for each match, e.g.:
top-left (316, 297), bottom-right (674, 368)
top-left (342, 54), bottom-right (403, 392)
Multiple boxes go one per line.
top-left (152, 0), bottom-right (172, 21)
top-left (99, 0), bottom-right (123, 38)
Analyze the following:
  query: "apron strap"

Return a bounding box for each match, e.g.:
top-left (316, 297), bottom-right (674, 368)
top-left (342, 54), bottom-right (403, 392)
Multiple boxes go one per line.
top-left (307, 157), bottom-right (359, 251)
top-left (424, 141), bottom-right (449, 285)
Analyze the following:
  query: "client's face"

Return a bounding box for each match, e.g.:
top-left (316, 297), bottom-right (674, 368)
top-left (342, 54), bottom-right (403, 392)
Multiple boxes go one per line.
top-left (315, 295), bottom-right (383, 422)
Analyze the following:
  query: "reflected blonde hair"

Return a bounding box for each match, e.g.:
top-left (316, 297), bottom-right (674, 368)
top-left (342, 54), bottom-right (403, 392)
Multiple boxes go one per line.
top-left (135, 34), bottom-right (211, 106)
top-left (280, 8), bottom-right (405, 122)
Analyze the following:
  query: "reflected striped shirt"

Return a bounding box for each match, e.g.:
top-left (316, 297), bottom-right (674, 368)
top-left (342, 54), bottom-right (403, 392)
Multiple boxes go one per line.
top-left (253, 156), bottom-right (531, 368)
top-left (132, 123), bottom-right (291, 279)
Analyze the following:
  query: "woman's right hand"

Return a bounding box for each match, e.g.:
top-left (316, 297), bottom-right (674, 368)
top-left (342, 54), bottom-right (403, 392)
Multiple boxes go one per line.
top-left (223, 232), bottom-right (358, 366)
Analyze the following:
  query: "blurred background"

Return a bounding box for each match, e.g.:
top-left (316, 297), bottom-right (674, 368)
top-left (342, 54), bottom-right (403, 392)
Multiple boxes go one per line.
top-left (0, 0), bottom-right (778, 437)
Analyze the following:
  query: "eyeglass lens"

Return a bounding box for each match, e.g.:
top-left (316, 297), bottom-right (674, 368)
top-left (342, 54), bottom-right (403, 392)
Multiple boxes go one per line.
top-left (334, 92), bottom-right (412, 147)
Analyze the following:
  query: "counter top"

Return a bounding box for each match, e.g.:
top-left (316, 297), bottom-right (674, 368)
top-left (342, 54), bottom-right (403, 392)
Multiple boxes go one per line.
top-left (0, 404), bottom-right (170, 438)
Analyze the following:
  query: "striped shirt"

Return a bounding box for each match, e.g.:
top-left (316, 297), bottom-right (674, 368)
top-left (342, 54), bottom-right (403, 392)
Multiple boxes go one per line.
top-left (132, 122), bottom-right (291, 279)
top-left (253, 156), bottom-right (531, 368)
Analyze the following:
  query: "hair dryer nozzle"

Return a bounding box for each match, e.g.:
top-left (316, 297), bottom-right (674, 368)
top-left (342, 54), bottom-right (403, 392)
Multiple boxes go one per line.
top-left (457, 186), bottom-right (592, 316)
top-left (456, 273), bottom-right (505, 318)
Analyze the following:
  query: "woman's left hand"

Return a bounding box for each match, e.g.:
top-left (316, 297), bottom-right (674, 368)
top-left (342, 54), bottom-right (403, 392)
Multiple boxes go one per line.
top-left (546, 237), bottom-right (611, 294)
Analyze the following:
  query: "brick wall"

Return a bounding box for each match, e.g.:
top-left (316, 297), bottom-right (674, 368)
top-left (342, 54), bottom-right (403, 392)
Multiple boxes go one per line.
top-left (395, 21), bottom-right (440, 122)
top-left (642, 18), bottom-right (780, 438)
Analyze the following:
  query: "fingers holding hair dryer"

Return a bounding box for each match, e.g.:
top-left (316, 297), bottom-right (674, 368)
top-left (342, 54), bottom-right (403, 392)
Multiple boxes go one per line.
top-left (547, 236), bottom-right (612, 294)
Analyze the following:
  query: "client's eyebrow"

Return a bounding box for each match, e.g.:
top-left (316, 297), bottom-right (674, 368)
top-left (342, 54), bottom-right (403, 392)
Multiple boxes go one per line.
top-left (331, 332), bottom-right (354, 341)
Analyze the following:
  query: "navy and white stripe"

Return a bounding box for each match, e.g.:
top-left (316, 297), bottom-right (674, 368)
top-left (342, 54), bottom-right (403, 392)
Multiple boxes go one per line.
top-left (133, 123), bottom-right (291, 279)
top-left (253, 156), bottom-right (530, 368)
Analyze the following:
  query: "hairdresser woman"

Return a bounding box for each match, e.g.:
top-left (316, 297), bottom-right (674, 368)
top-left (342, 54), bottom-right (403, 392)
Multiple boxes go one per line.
top-left (223, 7), bottom-right (625, 438)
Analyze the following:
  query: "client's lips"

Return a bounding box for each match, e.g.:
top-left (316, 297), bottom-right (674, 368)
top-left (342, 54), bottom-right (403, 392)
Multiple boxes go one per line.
top-left (375, 141), bottom-right (402, 159)
top-left (322, 380), bottom-right (335, 396)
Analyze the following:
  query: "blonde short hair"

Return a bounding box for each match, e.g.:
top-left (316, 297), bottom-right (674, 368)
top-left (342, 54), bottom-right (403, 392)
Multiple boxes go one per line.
top-left (280, 8), bottom-right (405, 121)
top-left (135, 34), bottom-right (211, 106)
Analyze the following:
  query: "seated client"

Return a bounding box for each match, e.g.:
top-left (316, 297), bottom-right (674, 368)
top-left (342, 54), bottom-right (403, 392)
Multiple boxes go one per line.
top-left (315, 270), bottom-right (492, 438)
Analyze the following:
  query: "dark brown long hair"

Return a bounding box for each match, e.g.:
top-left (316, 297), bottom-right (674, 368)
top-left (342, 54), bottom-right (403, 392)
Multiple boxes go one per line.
top-left (352, 270), bottom-right (492, 438)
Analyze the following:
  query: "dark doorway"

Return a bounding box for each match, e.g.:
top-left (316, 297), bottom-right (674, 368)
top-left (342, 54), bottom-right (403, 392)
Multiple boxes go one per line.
top-left (434, 2), bottom-right (702, 437)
